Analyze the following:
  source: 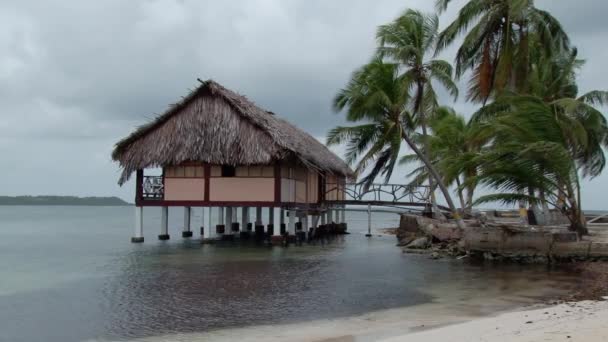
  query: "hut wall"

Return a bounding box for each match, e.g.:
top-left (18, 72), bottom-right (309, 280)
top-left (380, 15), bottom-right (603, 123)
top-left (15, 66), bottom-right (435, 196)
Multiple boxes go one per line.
top-left (209, 178), bottom-right (274, 202)
top-left (325, 174), bottom-right (346, 201)
top-left (306, 171), bottom-right (319, 203)
top-left (165, 178), bottom-right (206, 201)
top-left (164, 164), bottom-right (206, 201)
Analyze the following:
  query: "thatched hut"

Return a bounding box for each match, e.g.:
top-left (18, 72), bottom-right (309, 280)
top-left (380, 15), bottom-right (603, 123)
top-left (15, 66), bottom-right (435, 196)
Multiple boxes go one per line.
top-left (113, 79), bottom-right (352, 243)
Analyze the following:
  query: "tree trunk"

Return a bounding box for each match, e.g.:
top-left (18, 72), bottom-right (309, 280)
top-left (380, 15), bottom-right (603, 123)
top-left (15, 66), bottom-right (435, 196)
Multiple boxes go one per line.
top-left (400, 130), bottom-right (465, 230)
top-left (416, 81), bottom-right (444, 219)
top-left (455, 176), bottom-right (467, 211)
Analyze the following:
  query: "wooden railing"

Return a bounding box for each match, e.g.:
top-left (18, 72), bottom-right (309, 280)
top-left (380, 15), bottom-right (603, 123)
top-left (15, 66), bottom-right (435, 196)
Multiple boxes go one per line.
top-left (325, 182), bottom-right (431, 205)
top-left (142, 176), bottom-right (164, 200)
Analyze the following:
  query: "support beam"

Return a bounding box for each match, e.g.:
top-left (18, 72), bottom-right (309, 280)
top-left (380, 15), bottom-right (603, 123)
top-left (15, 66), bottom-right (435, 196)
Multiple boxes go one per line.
top-left (208, 207), bottom-right (215, 239)
top-left (240, 207), bottom-right (250, 239)
top-left (255, 207), bottom-right (263, 225)
top-left (131, 206), bottom-right (144, 243)
top-left (200, 207), bottom-right (205, 237)
top-left (288, 209), bottom-right (296, 236)
top-left (279, 208), bottom-right (286, 236)
top-left (268, 207), bottom-right (275, 226)
top-left (225, 207), bottom-right (233, 237)
top-left (159, 206), bottom-right (170, 240)
top-left (182, 207), bottom-right (193, 238)
top-left (216, 207), bottom-right (226, 236)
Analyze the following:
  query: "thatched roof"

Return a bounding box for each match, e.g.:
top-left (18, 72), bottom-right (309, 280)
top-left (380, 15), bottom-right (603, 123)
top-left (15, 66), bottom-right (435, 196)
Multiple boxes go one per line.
top-left (112, 79), bottom-right (353, 185)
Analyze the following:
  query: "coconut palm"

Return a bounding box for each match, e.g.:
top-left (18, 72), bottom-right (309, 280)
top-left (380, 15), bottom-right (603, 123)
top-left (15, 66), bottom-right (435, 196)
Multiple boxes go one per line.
top-left (436, 0), bottom-right (569, 103)
top-left (400, 107), bottom-right (484, 214)
top-left (471, 90), bottom-right (608, 235)
top-left (328, 58), bottom-right (466, 229)
top-left (376, 9), bottom-right (459, 213)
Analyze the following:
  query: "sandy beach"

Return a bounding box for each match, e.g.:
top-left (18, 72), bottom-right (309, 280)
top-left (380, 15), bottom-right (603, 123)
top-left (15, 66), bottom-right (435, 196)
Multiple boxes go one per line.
top-left (381, 300), bottom-right (608, 342)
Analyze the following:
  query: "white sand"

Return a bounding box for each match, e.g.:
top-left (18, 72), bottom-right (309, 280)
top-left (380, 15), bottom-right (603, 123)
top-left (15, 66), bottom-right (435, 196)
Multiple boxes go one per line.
top-left (381, 300), bottom-right (608, 342)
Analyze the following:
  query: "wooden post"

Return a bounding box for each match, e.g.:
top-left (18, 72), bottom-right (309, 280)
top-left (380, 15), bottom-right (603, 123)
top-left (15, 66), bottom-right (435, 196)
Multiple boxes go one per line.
top-left (267, 207), bottom-right (275, 237)
top-left (182, 207), bottom-right (193, 238)
top-left (225, 207), bottom-right (233, 236)
top-left (159, 206), bottom-right (170, 240)
top-left (208, 207), bottom-right (215, 239)
top-left (135, 169), bottom-right (143, 205)
top-left (256, 207), bottom-right (263, 225)
top-left (288, 209), bottom-right (296, 236)
top-left (200, 207), bottom-right (205, 236)
top-left (131, 206), bottom-right (144, 243)
top-left (366, 203), bottom-right (372, 237)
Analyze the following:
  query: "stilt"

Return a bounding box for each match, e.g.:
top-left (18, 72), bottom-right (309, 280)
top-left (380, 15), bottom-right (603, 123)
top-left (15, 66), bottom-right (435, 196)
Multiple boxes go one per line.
top-left (255, 207), bottom-right (263, 225)
top-left (159, 206), bottom-right (170, 240)
top-left (200, 207), bottom-right (205, 236)
top-left (224, 207), bottom-right (234, 240)
top-left (182, 207), bottom-right (193, 238)
top-left (208, 207), bottom-right (215, 239)
top-left (240, 207), bottom-right (250, 239)
top-left (338, 206), bottom-right (347, 234)
top-left (131, 206), bottom-right (144, 243)
top-left (279, 208), bottom-right (286, 235)
top-left (254, 206), bottom-right (265, 242)
top-left (216, 207), bottom-right (226, 236)
top-left (366, 203), bottom-right (372, 237)
top-left (271, 207), bottom-right (284, 245)
top-left (288, 209), bottom-right (296, 243)
top-left (267, 207), bottom-right (275, 237)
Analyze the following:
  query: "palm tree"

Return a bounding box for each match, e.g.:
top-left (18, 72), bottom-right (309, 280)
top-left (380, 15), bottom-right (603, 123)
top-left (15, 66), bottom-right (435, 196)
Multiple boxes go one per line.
top-left (376, 9), bottom-right (459, 214)
top-left (329, 59), bottom-right (410, 185)
top-left (471, 90), bottom-right (608, 235)
top-left (328, 58), bottom-right (466, 229)
top-left (400, 107), bottom-right (484, 215)
top-left (436, 0), bottom-right (569, 103)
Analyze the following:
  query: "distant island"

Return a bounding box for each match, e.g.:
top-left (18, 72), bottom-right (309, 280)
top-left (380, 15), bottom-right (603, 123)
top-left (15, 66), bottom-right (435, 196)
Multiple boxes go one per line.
top-left (0, 196), bottom-right (131, 206)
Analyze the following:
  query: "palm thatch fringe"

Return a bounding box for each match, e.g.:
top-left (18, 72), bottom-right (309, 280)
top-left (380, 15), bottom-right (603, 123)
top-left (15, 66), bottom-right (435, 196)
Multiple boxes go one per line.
top-left (112, 79), bottom-right (353, 185)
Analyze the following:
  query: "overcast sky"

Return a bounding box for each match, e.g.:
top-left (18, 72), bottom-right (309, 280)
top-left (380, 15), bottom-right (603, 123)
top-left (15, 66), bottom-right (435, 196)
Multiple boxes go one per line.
top-left (1, 0), bottom-right (607, 209)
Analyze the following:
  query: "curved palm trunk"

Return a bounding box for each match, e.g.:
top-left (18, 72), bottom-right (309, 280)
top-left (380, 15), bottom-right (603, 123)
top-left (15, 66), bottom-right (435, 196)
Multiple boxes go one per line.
top-left (400, 130), bottom-right (465, 230)
top-left (455, 176), bottom-right (467, 212)
top-left (415, 81), bottom-right (444, 219)
top-left (420, 120), bottom-right (444, 218)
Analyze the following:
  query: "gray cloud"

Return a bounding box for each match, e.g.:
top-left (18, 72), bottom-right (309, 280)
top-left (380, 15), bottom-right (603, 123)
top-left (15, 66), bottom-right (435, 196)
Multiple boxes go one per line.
top-left (0, 0), bottom-right (606, 208)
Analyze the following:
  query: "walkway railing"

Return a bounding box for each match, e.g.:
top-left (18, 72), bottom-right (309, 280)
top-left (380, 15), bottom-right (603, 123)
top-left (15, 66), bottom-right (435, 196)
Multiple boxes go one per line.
top-left (325, 182), bottom-right (433, 208)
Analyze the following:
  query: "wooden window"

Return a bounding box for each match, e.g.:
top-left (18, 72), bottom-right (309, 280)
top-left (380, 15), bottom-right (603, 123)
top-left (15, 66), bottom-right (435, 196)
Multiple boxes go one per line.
top-left (295, 168), bottom-right (307, 181)
top-left (262, 166), bottom-right (274, 177)
top-left (281, 166), bottom-right (290, 178)
top-left (194, 166), bottom-right (205, 178)
top-left (185, 166), bottom-right (196, 177)
top-left (249, 166), bottom-right (262, 177)
top-left (165, 167), bottom-right (175, 178)
top-left (221, 165), bottom-right (236, 177)
top-left (235, 166), bottom-right (249, 177)
top-left (210, 166), bottom-right (221, 177)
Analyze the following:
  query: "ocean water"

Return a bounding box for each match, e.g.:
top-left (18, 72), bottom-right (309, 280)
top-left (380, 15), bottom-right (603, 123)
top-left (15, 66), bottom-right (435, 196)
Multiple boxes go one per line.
top-left (0, 206), bottom-right (580, 342)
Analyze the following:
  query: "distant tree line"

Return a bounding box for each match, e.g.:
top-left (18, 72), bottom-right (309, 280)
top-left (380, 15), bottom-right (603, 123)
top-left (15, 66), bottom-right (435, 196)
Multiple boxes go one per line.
top-left (0, 196), bottom-right (131, 206)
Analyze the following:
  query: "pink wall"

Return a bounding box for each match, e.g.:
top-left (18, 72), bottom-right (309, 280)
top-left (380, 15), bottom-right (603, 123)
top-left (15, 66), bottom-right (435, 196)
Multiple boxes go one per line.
top-left (164, 178), bottom-right (205, 201)
top-left (210, 178), bottom-right (274, 202)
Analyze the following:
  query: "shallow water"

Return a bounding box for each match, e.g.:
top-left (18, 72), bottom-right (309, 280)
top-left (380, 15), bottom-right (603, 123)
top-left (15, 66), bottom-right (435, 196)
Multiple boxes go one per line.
top-left (0, 206), bottom-right (578, 342)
